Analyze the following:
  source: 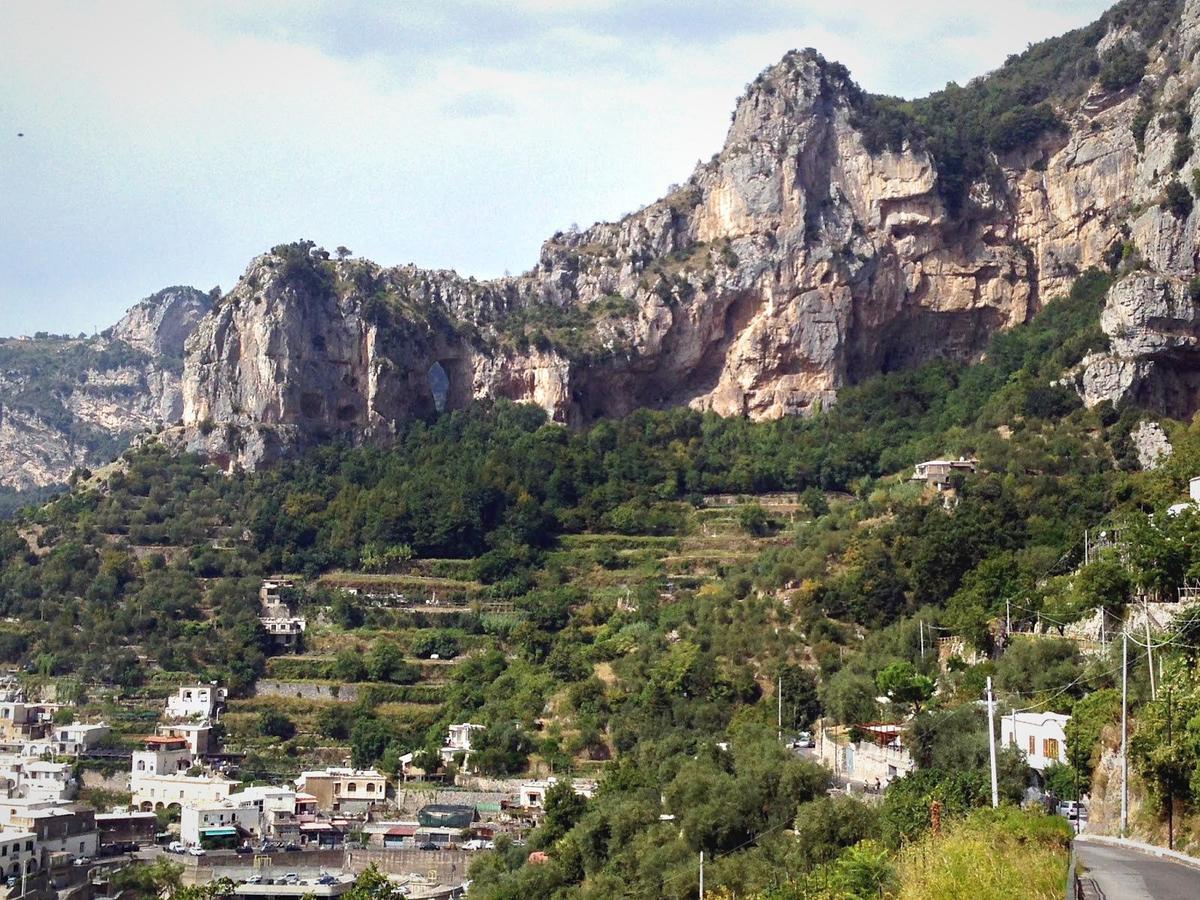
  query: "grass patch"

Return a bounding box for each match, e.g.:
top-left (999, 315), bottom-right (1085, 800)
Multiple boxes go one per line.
top-left (892, 808), bottom-right (1071, 899)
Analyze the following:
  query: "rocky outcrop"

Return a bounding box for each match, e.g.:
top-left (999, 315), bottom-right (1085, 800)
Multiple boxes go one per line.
top-left (0, 287), bottom-right (212, 493)
top-left (1131, 420), bottom-right (1173, 469)
top-left (173, 0), bottom-right (1200, 465)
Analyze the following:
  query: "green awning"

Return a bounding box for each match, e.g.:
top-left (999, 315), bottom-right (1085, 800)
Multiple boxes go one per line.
top-left (201, 828), bottom-right (238, 836)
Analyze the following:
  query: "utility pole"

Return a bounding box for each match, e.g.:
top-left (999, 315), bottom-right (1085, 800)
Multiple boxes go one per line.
top-left (986, 676), bottom-right (999, 809)
top-left (699, 850), bottom-right (704, 899)
top-left (919, 621), bottom-right (925, 660)
top-left (1167, 686), bottom-right (1174, 850)
top-left (1006, 599), bottom-right (1011, 635)
top-left (777, 675), bottom-right (783, 742)
top-left (1121, 631), bottom-right (1129, 838)
top-left (1145, 604), bottom-right (1156, 700)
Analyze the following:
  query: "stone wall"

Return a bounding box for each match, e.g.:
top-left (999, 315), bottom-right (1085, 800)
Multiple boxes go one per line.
top-left (253, 680), bottom-right (358, 703)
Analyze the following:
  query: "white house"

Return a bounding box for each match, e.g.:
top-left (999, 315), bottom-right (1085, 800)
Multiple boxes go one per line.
top-left (180, 800), bottom-right (263, 846)
top-left (180, 784), bottom-right (301, 846)
top-left (816, 724), bottom-right (917, 787)
top-left (20, 762), bottom-right (73, 802)
top-left (133, 773), bottom-right (238, 811)
top-left (1001, 711), bottom-right (1070, 772)
top-left (518, 777), bottom-right (596, 809)
top-left (156, 723), bottom-right (215, 756)
top-left (131, 736), bottom-right (193, 780)
top-left (50, 722), bottom-right (111, 756)
top-left (0, 831), bottom-right (39, 881)
top-left (165, 685), bottom-right (225, 722)
top-left (440, 723), bottom-right (485, 764)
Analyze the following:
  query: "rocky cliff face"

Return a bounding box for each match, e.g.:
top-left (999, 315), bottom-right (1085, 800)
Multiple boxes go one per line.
top-left (0, 287), bottom-right (212, 493)
top-left (180, 0), bottom-right (1200, 468)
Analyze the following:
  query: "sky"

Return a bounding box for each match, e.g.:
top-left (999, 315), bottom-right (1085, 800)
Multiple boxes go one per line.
top-left (0, 0), bottom-right (1114, 337)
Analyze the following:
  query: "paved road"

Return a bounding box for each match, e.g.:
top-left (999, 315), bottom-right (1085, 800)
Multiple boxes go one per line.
top-left (1076, 839), bottom-right (1200, 899)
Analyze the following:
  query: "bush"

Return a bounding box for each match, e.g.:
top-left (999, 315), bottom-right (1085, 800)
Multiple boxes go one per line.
top-left (412, 631), bottom-right (460, 660)
top-left (1098, 43), bottom-right (1148, 92)
top-left (1172, 135), bottom-right (1194, 172)
top-left (738, 503), bottom-right (770, 536)
top-left (1161, 179), bottom-right (1194, 219)
top-left (258, 709), bottom-right (295, 740)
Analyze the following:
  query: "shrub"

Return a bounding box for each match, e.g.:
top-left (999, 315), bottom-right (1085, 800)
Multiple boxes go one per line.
top-left (1161, 179), bottom-right (1194, 218)
top-left (1132, 95), bottom-right (1154, 152)
top-left (258, 709), bottom-right (295, 740)
top-left (1098, 43), bottom-right (1148, 92)
top-left (1172, 135), bottom-right (1194, 172)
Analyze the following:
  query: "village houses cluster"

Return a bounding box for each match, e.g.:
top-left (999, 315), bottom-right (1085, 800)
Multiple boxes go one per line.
top-left (0, 670), bottom-right (601, 898)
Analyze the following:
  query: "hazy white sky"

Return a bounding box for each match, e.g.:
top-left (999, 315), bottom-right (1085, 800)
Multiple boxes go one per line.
top-left (1, 0), bottom-right (1111, 336)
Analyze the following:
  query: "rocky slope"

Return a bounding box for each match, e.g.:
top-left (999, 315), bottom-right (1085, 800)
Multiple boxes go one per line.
top-left (176, 0), bottom-right (1200, 468)
top-left (0, 287), bottom-right (212, 494)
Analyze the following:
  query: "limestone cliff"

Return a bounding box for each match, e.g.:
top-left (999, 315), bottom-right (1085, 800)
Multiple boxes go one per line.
top-left (181, 0), bottom-right (1200, 467)
top-left (0, 287), bottom-right (212, 494)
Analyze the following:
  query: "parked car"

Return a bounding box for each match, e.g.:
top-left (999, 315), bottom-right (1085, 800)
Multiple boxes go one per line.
top-left (235, 844), bottom-right (254, 855)
top-left (284, 843), bottom-right (301, 852)
top-left (418, 842), bottom-right (440, 851)
top-left (187, 847), bottom-right (206, 857)
top-left (316, 875), bottom-right (335, 885)
top-left (282, 873), bottom-right (300, 885)
top-left (1058, 801), bottom-right (1086, 820)
top-left (260, 841), bottom-right (281, 853)
top-left (462, 839), bottom-right (493, 851)
top-left (246, 875), bottom-right (263, 885)
top-left (72, 857), bottom-right (93, 867)
top-left (167, 841), bottom-right (185, 854)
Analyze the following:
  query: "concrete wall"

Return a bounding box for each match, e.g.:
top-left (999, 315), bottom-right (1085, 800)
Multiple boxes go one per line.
top-left (347, 849), bottom-right (475, 885)
top-left (392, 789), bottom-right (510, 815)
top-left (253, 681), bottom-right (359, 703)
top-left (187, 848), bottom-right (477, 888)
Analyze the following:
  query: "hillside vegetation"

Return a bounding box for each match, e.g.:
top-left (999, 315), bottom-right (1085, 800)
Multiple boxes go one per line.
top-left (2, 262), bottom-right (1200, 894)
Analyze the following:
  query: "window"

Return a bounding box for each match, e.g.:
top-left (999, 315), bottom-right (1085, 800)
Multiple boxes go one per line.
top-left (347, 783), bottom-right (357, 793)
top-left (366, 783), bottom-right (375, 793)
top-left (1028, 735), bottom-right (1035, 755)
top-left (137, 761), bottom-right (145, 772)
top-left (1043, 738), bottom-right (1060, 760)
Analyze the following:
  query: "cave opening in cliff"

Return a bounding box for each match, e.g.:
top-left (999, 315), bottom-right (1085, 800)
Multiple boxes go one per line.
top-left (427, 361), bottom-right (450, 413)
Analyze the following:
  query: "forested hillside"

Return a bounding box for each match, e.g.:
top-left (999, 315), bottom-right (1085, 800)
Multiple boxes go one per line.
top-left (3, 266), bottom-right (1200, 895)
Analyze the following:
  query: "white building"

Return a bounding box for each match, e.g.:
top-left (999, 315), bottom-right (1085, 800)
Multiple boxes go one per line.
top-left (156, 723), bottom-right (215, 756)
top-left (260, 615), bottom-right (306, 651)
top-left (49, 722), bottom-right (111, 756)
top-left (518, 777), bottom-right (597, 809)
top-left (816, 724), bottom-right (917, 787)
top-left (20, 762), bottom-right (73, 802)
top-left (132, 736), bottom-right (193, 780)
top-left (440, 723), bottom-right (485, 765)
top-left (180, 801), bottom-right (262, 846)
top-left (911, 457), bottom-right (978, 490)
top-left (0, 831), bottom-right (39, 881)
top-left (165, 685), bottom-right (225, 722)
top-left (0, 797), bottom-right (64, 827)
top-left (133, 773), bottom-right (238, 811)
top-left (1001, 711), bottom-right (1070, 772)
top-left (181, 786), bottom-right (301, 846)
